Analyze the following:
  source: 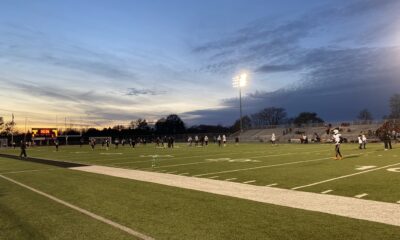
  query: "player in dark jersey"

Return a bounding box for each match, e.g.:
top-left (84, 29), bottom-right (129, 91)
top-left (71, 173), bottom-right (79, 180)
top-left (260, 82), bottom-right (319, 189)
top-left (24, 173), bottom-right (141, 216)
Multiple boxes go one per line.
top-left (19, 140), bottom-right (27, 159)
top-left (55, 139), bottom-right (59, 151)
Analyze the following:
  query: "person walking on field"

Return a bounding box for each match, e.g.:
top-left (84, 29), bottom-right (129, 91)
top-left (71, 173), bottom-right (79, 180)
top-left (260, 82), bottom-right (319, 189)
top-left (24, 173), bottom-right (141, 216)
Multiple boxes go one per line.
top-left (332, 129), bottom-right (343, 160)
top-left (19, 140), bottom-right (27, 159)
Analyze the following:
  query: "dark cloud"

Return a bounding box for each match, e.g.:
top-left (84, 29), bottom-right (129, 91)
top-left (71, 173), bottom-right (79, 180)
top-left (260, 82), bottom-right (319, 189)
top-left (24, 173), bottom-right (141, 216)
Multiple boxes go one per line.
top-left (186, 46), bottom-right (400, 126)
top-left (255, 64), bottom-right (299, 73)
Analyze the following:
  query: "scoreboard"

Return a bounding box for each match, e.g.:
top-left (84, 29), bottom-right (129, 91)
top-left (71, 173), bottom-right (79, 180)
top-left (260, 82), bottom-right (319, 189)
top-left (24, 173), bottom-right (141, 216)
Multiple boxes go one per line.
top-left (32, 128), bottom-right (58, 138)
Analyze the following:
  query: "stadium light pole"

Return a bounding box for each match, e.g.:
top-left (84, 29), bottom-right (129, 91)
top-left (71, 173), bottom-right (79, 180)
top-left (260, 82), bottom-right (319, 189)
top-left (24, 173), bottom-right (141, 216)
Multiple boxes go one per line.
top-left (232, 73), bottom-right (248, 132)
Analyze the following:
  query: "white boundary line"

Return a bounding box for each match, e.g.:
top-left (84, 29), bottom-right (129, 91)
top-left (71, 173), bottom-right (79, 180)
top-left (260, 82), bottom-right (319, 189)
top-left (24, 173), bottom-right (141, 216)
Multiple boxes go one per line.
top-left (0, 174), bottom-right (154, 240)
top-left (108, 149), bottom-right (330, 166)
top-left (192, 153), bottom-right (362, 177)
top-left (292, 162), bottom-right (400, 190)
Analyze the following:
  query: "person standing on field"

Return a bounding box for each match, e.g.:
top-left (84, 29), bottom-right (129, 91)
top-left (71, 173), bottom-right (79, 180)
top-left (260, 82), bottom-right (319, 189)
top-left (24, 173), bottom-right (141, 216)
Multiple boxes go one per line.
top-left (332, 129), bottom-right (343, 160)
top-left (19, 140), bottom-right (27, 159)
top-left (362, 134), bottom-right (367, 149)
top-left (271, 133), bottom-right (276, 145)
top-left (222, 134), bottom-right (227, 147)
top-left (358, 135), bottom-right (363, 149)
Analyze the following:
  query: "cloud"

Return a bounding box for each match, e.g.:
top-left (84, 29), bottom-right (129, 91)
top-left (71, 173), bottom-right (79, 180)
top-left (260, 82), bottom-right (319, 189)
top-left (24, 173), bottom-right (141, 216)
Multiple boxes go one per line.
top-left (0, 24), bottom-right (137, 81)
top-left (125, 88), bottom-right (166, 96)
top-left (255, 64), bottom-right (299, 73)
top-left (193, 0), bottom-right (400, 74)
top-left (186, 46), bottom-right (400, 125)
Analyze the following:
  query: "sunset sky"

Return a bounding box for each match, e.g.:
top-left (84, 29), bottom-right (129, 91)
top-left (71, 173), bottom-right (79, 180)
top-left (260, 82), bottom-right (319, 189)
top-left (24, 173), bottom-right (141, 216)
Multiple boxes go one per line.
top-left (1, 0), bottom-right (400, 129)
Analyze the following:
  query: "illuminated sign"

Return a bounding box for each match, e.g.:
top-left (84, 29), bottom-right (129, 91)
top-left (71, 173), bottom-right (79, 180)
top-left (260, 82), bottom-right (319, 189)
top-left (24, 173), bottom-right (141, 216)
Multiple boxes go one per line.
top-left (32, 128), bottom-right (58, 138)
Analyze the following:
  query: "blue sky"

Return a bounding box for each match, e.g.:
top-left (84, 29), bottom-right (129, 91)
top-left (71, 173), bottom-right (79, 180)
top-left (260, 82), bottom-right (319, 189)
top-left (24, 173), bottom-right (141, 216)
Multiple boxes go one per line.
top-left (1, 0), bottom-right (400, 128)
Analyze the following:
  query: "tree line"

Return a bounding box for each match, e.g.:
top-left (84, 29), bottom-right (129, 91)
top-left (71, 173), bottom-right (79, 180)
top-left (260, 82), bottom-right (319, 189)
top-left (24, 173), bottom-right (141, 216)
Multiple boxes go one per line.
top-left (2, 93), bottom-right (400, 140)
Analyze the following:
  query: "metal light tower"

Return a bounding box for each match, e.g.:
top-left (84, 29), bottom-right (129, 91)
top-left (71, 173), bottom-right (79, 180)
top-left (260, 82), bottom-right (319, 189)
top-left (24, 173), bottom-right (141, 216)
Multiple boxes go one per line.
top-left (232, 73), bottom-right (248, 132)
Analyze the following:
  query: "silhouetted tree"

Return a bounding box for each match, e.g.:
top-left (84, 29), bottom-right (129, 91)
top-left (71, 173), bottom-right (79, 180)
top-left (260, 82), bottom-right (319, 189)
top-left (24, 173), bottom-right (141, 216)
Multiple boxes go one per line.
top-left (357, 109), bottom-right (373, 121)
top-left (251, 107), bottom-right (287, 126)
top-left (231, 115), bottom-right (252, 132)
top-left (389, 94), bottom-right (400, 119)
top-left (155, 114), bottom-right (186, 134)
top-left (293, 112), bottom-right (324, 125)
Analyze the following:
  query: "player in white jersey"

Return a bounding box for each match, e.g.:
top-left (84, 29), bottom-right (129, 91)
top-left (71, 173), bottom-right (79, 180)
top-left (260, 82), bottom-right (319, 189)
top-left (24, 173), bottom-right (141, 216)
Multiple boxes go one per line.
top-left (204, 136), bottom-right (209, 146)
top-left (271, 133), bottom-right (276, 144)
top-left (332, 129), bottom-right (343, 160)
top-left (362, 134), bottom-right (367, 149)
top-left (222, 135), bottom-right (227, 147)
top-left (188, 136), bottom-right (193, 147)
top-left (358, 135), bottom-right (363, 149)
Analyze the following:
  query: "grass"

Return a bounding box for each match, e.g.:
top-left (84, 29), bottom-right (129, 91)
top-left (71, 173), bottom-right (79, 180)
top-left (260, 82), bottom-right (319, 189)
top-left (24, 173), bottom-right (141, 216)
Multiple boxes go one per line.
top-left (2, 142), bottom-right (400, 203)
top-left (1, 156), bottom-right (400, 239)
top-left (2, 142), bottom-right (400, 239)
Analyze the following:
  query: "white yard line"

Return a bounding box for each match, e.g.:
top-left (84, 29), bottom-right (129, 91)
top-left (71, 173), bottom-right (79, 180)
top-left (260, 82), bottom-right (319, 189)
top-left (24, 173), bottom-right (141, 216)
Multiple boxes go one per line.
top-left (209, 176), bottom-right (219, 179)
top-left (0, 174), bottom-right (154, 240)
top-left (71, 165), bottom-right (400, 227)
top-left (266, 183), bottom-right (278, 187)
top-left (144, 161), bottom-right (205, 169)
top-left (355, 193), bottom-right (368, 199)
top-left (321, 190), bottom-right (333, 194)
top-left (292, 162), bottom-right (400, 190)
top-left (193, 153), bottom-right (361, 177)
top-left (106, 149), bottom-right (330, 166)
top-left (243, 180), bottom-right (256, 184)
top-left (179, 173), bottom-right (189, 175)
top-left (225, 178), bottom-right (237, 181)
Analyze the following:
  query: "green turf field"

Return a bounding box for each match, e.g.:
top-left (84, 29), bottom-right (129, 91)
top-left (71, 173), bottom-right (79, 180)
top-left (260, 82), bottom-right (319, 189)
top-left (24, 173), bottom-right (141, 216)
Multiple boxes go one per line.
top-left (1, 143), bottom-right (400, 239)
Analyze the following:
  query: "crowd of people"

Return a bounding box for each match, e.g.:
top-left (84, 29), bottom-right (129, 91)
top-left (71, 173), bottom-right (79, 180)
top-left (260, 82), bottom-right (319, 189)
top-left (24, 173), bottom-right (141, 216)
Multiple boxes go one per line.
top-left (13, 127), bottom-right (399, 160)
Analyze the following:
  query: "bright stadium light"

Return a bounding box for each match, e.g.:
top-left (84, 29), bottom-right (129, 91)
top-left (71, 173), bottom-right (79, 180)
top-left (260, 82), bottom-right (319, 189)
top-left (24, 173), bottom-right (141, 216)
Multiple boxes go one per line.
top-left (232, 72), bottom-right (249, 132)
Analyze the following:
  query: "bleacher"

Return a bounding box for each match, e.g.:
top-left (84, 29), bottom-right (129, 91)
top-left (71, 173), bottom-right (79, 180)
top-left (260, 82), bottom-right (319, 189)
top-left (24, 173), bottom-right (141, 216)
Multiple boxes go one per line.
top-left (234, 122), bottom-right (382, 143)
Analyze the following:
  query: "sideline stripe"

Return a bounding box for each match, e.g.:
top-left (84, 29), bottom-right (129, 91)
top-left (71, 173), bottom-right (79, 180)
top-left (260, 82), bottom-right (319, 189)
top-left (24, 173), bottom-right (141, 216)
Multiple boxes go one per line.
top-left (193, 153), bottom-right (362, 177)
top-left (292, 162), bottom-right (400, 190)
top-left (0, 174), bottom-right (154, 240)
top-left (209, 176), bottom-right (219, 179)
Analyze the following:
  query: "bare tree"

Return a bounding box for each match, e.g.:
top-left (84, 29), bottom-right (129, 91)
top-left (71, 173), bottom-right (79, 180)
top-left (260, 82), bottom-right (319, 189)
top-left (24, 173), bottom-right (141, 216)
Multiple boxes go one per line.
top-left (251, 107), bottom-right (287, 126)
top-left (389, 94), bottom-right (400, 119)
top-left (357, 109), bottom-right (373, 122)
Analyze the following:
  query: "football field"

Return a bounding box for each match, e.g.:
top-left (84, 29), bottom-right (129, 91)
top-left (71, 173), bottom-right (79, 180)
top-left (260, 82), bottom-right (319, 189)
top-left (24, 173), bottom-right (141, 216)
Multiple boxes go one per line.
top-left (1, 142), bottom-right (400, 239)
